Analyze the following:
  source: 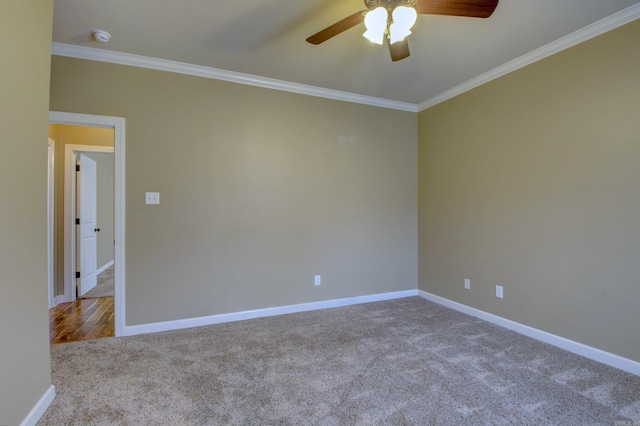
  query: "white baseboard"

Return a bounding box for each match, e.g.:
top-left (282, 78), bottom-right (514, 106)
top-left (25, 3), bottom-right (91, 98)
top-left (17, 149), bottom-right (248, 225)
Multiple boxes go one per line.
top-left (96, 260), bottom-right (114, 275)
top-left (20, 385), bottom-right (55, 426)
top-left (418, 290), bottom-right (640, 377)
top-left (123, 289), bottom-right (418, 337)
top-left (122, 288), bottom-right (639, 376)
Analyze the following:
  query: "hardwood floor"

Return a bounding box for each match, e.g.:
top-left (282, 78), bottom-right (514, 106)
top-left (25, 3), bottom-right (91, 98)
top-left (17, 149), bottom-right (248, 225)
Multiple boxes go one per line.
top-left (49, 297), bottom-right (114, 344)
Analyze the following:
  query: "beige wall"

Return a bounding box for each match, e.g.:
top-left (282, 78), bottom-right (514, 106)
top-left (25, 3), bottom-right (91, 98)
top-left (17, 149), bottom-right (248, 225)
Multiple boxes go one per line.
top-left (50, 57), bottom-right (418, 325)
top-left (418, 20), bottom-right (640, 362)
top-left (0, 1), bottom-right (53, 425)
top-left (47, 124), bottom-right (114, 295)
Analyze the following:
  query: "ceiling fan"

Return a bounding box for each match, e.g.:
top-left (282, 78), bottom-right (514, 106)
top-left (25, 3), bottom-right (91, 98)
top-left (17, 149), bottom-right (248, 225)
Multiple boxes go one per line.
top-left (306, 0), bottom-right (499, 62)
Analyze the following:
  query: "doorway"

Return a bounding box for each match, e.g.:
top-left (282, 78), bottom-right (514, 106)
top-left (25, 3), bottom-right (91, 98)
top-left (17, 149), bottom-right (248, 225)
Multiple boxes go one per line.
top-left (48, 112), bottom-right (126, 338)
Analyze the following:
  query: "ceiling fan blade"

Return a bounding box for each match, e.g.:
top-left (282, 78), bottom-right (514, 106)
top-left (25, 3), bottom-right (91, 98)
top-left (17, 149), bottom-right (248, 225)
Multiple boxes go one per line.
top-left (415, 0), bottom-right (499, 18)
top-left (306, 11), bottom-right (366, 45)
top-left (388, 38), bottom-right (410, 62)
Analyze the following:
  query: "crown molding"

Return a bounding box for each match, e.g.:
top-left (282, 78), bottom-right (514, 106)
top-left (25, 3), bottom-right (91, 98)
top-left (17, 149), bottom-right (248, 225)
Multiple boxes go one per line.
top-left (51, 3), bottom-right (640, 114)
top-left (418, 3), bottom-right (640, 112)
top-left (50, 42), bottom-right (418, 113)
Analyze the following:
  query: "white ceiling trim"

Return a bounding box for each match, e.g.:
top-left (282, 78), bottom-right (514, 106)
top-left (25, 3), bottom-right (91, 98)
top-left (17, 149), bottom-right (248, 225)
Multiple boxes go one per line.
top-left (50, 43), bottom-right (418, 113)
top-left (417, 3), bottom-right (640, 112)
top-left (51, 3), bottom-right (639, 114)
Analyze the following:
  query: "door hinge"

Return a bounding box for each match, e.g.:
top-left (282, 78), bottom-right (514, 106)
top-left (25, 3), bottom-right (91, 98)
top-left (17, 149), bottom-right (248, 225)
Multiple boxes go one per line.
top-left (76, 164), bottom-right (80, 172)
top-left (75, 218), bottom-right (80, 225)
top-left (76, 271), bottom-right (81, 279)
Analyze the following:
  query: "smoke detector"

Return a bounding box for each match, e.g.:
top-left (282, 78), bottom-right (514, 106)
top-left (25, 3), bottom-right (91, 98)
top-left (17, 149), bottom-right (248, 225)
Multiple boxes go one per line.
top-left (92, 30), bottom-right (111, 43)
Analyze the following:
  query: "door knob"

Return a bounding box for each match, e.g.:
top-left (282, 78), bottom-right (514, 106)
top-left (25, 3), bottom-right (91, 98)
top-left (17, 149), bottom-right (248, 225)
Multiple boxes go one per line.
top-left (94, 228), bottom-right (101, 232)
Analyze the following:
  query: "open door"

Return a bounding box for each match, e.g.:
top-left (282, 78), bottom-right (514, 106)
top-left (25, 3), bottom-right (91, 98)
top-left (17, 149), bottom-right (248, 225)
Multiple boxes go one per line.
top-left (77, 154), bottom-right (98, 297)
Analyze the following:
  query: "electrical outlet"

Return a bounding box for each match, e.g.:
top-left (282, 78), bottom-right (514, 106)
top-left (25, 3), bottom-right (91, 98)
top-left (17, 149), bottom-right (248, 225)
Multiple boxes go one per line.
top-left (464, 279), bottom-right (471, 290)
top-left (496, 285), bottom-right (503, 299)
top-left (314, 275), bottom-right (321, 286)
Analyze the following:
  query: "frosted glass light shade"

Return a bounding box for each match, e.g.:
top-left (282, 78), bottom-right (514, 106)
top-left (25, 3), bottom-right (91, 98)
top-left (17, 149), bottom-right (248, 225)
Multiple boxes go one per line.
top-left (390, 6), bottom-right (417, 44)
top-left (363, 7), bottom-right (388, 45)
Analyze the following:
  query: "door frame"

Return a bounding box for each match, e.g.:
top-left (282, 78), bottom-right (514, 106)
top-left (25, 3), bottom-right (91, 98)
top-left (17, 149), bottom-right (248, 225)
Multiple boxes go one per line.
top-left (47, 138), bottom-right (55, 309)
top-left (50, 112), bottom-right (126, 337)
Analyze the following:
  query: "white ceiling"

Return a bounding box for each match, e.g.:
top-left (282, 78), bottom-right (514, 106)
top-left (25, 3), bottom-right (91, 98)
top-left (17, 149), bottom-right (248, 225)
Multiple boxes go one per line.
top-left (52, 0), bottom-right (640, 108)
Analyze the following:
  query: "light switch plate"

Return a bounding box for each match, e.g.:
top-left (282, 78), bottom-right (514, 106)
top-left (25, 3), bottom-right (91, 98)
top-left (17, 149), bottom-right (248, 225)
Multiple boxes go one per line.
top-left (145, 192), bottom-right (160, 205)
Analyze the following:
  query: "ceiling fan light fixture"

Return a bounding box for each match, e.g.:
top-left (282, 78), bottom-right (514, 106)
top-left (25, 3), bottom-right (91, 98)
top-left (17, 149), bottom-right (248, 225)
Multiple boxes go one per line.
top-left (306, 0), bottom-right (500, 62)
top-left (363, 7), bottom-right (388, 45)
top-left (389, 6), bottom-right (417, 44)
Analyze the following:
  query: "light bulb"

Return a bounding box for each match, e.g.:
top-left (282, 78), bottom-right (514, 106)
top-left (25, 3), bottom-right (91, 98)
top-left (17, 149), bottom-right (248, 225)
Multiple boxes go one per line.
top-left (389, 6), bottom-right (417, 44)
top-left (363, 7), bottom-right (388, 45)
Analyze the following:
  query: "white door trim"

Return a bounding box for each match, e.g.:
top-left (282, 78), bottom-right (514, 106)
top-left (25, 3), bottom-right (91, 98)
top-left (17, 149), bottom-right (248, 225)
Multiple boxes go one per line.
top-left (50, 112), bottom-right (126, 337)
top-left (47, 138), bottom-right (55, 309)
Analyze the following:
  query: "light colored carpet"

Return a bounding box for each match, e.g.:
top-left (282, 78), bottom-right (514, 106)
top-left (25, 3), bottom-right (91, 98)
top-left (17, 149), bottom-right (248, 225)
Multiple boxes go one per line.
top-left (79, 265), bottom-right (114, 299)
top-left (39, 297), bottom-right (640, 425)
